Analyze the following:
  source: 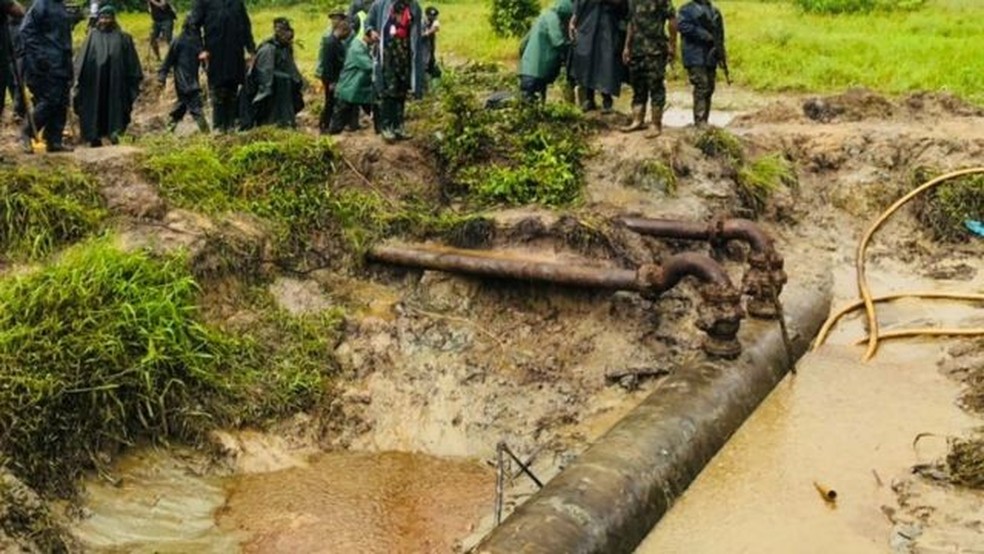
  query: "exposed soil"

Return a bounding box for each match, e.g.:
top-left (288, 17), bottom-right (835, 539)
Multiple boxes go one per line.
top-left (2, 80), bottom-right (983, 552)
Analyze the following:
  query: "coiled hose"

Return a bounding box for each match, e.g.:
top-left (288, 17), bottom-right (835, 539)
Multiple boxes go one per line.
top-left (813, 167), bottom-right (984, 359)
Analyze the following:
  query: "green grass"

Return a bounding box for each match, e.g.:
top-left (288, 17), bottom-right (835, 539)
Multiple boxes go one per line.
top-left (736, 152), bottom-right (798, 217)
top-left (0, 163), bottom-right (107, 260)
top-left (0, 239), bottom-right (343, 496)
top-left (911, 167), bottom-right (984, 242)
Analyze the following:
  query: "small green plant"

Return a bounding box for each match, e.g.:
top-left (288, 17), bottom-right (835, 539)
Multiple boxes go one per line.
top-left (622, 160), bottom-right (678, 195)
top-left (736, 153), bottom-right (798, 217)
top-left (0, 164), bottom-right (106, 259)
top-left (489, 0), bottom-right (539, 38)
top-left (912, 168), bottom-right (984, 242)
top-left (696, 127), bottom-right (745, 166)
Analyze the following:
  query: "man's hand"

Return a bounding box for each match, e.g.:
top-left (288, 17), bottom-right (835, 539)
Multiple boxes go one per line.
top-left (622, 47), bottom-right (631, 66)
top-left (198, 51), bottom-right (210, 62)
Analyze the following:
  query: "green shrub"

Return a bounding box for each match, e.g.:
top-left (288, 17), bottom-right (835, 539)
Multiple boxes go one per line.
top-left (0, 164), bottom-right (106, 260)
top-left (432, 78), bottom-right (590, 207)
top-left (489, 0), bottom-right (540, 38)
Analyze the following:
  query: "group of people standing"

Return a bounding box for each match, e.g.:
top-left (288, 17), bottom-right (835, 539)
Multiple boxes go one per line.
top-left (315, 0), bottom-right (440, 142)
top-left (520, 0), bottom-right (726, 133)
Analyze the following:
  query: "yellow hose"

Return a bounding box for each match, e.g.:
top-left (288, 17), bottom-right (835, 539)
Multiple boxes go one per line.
top-left (814, 167), bottom-right (984, 361)
top-left (853, 167), bottom-right (984, 361)
top-left (813, 292), bottom-right (984, 349)
top-left (853, 328), bottom-right (984, 346)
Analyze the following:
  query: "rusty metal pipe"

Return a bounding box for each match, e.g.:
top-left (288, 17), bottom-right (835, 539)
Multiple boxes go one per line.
top-left (368, 244), bottom-right (643, 291)
top-left (620, 216), bottom-right (774, 253)
top-left (619, 217), bottom-right (786, 319)
top-left (368, 244), bottom-right (745, 358)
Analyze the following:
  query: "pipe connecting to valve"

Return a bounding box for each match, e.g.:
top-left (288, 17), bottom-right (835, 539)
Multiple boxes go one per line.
top-left (368, 244), bottom-right (745, 358)
top-left (619, 217), bottom-right (787, 319)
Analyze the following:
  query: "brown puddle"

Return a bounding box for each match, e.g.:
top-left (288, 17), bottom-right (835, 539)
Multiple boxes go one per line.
top-left (72, 450), bottom-right (494, 553)
top-left (218, 451), bottom-right (494, 553)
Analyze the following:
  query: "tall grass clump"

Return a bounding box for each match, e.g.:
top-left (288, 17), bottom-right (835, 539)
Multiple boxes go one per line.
top-left (0, 164), bottom-right (106, 260)
top-left (0, 241), bottom-right (240, 495)
top-left (0, 239), bottom-right (344, 496)
top-left (432, 76), bottom-right (591, 207)
top-left (736, 153), bottom-right (798, 217)
top-left (141, 129), bottom-right (337, 256)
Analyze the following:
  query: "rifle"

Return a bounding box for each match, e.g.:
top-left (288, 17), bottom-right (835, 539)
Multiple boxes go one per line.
top-left (701, 6), bottom-right (731, 85)
top-left (715, 41), bottom-right (731, 85)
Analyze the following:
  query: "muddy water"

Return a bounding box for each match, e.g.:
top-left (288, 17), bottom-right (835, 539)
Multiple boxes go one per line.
top-left (637, 262), bottom-right (983, 553)
top-left (72, 450), bottom-right (494, 553)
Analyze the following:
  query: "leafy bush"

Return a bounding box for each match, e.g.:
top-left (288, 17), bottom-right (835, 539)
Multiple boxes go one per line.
top-left (432, 77), bottom-right (591, 207)
top-left (489, 0), bottom-right (540, 38)
top-left (792, 0), bottom-right (926, 14)
top-left (0, 164), bottom-right (106, 260)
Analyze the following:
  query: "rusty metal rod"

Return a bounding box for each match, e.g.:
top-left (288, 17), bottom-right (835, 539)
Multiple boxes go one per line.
top-left (619, 217), bottom-right (774, 254)
top-left (368, 245), bottom-right (734, 292)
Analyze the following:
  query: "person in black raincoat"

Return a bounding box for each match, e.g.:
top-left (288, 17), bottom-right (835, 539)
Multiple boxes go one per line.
top-left (73, 5), bottom-right (142, 147)
top-left (364, 0), bottom-right (424, 142)
top-left (315, 12), bottom-right (350, 133)
top-left (187, 0), bottom-right (254, 132)
top-left (568, 0), bottom-right (627, 113)
top-left (242, 17), bottom-right (303, 129)
top-left (158, 18), bottom-right (208, 133)
top-left (19, 0), bottom-right (73, 152)
top-left (1, 4), bottom-right (25, 121)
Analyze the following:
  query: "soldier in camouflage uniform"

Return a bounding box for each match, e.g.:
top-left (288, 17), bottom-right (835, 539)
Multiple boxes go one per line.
top-left (621, 0), bottom-right (676, 134)
top-left (678, 0), bottom-right (724, 126)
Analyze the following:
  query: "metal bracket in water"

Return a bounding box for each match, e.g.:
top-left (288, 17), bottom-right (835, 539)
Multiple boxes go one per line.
top-left (494, 441), bottom-right (543, 526)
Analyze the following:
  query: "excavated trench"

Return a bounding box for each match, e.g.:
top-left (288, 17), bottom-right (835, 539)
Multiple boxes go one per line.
top-left (56, 88), bottom-right (984, 553)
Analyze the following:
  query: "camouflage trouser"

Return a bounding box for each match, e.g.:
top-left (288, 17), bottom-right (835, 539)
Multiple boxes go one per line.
top-left (628, 51), bottom-right (668, 109)
top-left (381, 36), bottom-right (412, 100)
top-left (687, 65), bottom-right (716, 125)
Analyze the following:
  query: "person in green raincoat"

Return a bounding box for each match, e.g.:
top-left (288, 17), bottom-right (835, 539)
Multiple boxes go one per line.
top-left (328, 29), bottom-right (373, 134)
top-left (73, 5), bottom-right (142, 147)
top-left (518, 0), bottom-right (573, 103)
top-left (242, 17), bottom-right (304, 129)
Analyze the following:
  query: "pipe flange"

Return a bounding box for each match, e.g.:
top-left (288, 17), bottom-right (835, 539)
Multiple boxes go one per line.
top-left (697, 284), bottom-right (744, 359)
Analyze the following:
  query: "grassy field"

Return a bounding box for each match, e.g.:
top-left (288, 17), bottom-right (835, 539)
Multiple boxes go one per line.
top-left (111, 0), bottom-right (984, 104)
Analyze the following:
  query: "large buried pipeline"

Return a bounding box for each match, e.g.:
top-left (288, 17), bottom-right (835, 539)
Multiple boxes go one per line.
top-left (619, 217), bottom-right (787, 319)
top-left (368, 244), bottom-right (745, 358)
top-left (476, 270), bottom-right (832, 554)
